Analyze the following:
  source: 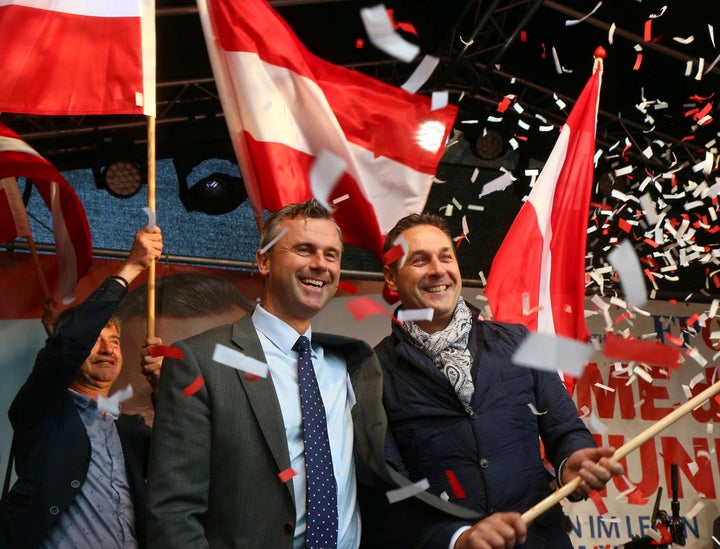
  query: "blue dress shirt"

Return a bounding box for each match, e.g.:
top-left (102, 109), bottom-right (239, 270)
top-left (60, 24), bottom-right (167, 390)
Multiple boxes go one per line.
top-left (252, 305), bottom-right (359, 549)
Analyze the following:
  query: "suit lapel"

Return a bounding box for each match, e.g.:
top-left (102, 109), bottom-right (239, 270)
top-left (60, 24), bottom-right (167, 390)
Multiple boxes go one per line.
top-left (231, 319), bottom-right (295, 502)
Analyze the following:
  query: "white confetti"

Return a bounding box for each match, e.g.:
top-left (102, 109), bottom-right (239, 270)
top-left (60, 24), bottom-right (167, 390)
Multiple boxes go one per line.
top-left (259, 227), bottom-right (289, 255)
top-left (386, 478), bottom-right (430, 503)
top-left (360, 4), bottom-right (419, 63)
top-left (512, 332), bottom-right (593, 377)
top-left (607, 240), bottom-right (647, 308)
top-left (98, 384), bottom-right (133, 416)
top-left (212, 344), bottom-right (269, 378)
top-left (401, 55), bottom-right (440, 94)
top-left (310, 150), bottom-right (346, 211)
top-left (397, 308), bottom-right (434, 323)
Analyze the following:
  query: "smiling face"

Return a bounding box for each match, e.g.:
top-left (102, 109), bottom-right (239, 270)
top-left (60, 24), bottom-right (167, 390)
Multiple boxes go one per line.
top-left (71, 323), bottom-right (123, 399)
top-left (385, 224), bottom-right (462, 333)
top-left (256, 216), bottom-right (342, 334)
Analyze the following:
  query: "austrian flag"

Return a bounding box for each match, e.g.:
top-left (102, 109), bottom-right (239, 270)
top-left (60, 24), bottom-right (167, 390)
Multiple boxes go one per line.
top-left (0, 123), bottom-right (93, 303)
top-left (0, 0), bottom-right (156, 116)
top-left (485, 53), bottom-right (604, 343)
top-left (197, 0), bottom-right (457, 257)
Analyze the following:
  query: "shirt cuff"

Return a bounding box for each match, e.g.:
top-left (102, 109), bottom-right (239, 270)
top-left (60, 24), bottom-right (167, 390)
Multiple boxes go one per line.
top-left (449, 525), bottom-right (471, 549)
top-left (557, 457), bottom-right (585, 502)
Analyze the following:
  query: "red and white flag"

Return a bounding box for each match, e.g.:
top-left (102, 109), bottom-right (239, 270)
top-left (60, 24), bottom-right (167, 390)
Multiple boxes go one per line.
top-left (0, 176), bottom-right (32, 240)
top-left (485, 56), bottom-right (604, 347)
top-left (0, 0), bottom-right (155, 116)
top-left (0, 122), bottom-right (93, 303)
top-left (197, 0), bottom-right (457, 256)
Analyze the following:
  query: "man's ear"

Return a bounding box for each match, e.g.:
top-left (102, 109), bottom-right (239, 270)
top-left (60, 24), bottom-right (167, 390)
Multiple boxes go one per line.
top-left (256, 250), bottom-right (270, 276)
top-left (383, 264), bottom-right (398, 291)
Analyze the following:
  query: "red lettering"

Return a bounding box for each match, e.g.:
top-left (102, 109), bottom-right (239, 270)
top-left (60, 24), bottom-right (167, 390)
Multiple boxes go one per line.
top-left (701, 318), bottom-right (720, 351)
top-left (660, 437), bottom-right (715, 498)
top-left (638, 377), bottom-right (675, 420)
top-left (606, 435), bottom-right (660, 497)
top-left (689, 370), bottom-right (720, 423)
top-left (576, 363), bottom-right (637, 419)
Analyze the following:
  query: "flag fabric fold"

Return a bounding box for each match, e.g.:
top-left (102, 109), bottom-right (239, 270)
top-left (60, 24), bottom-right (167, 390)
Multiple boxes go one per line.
top-left (0, 0), bottom-right (156, 116)
top-left (0, 122), bottom-right (93, 302)
top-left (196, 0), bottom-right (457, 256)
top-left (485, 62), bottom-right (603, 345)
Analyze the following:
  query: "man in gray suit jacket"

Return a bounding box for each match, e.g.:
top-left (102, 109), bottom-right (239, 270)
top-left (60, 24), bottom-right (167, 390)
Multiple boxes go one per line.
top-left (146, 200), bottom-right (527, 548)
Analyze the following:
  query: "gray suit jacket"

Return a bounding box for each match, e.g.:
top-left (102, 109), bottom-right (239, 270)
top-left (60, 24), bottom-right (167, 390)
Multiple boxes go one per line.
top-left (146, 314), bottom-right (480, 548)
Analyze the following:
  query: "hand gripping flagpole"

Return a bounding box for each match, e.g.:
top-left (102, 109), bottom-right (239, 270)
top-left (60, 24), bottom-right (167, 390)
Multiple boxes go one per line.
top-left (522, 378), bottom-right (720, 524)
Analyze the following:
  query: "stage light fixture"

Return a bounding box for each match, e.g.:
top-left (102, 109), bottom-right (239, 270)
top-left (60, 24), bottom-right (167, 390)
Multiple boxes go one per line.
top-left (174, 156), bottom-right (247, 215)
top-left (475, 128), bottom-right (505, 160)
top-left (179, 171), bottom-right (247, 215)
top-left (101, 160), bottom-right (144, 198)
top-left (92, 144), bottom-right (146, 198)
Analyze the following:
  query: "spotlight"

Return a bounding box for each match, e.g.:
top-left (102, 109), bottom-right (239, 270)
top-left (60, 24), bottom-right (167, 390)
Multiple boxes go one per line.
top-left (93, 149), bottom-right (145, 198)
top-left (474, 128), bottom-right (505, 160)
top-left (179, 172), bottom-right (247, 215)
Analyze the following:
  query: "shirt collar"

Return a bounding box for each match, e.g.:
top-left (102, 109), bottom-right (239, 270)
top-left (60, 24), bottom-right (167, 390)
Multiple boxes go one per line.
top-left (68, 388), bottom-right (95, 410)
top-left (252, 304), bottom-right (314, 357)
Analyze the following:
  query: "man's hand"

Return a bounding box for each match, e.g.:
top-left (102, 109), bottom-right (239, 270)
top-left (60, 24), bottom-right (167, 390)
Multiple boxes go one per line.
top-left (562, 447), bottom-right (624, 499)
top-left (41, 297), bottom-right (60, 337)
top-left (455, 512), bottom-right (527, 549)
top-left (115, 226), bottom-right (163, 284)
top-left (141, 336), bottom-right (164, 395)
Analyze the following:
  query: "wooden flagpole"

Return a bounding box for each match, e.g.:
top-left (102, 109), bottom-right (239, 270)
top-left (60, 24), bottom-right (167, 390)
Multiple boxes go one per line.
top-left (522, 378), bottom-right (720, 524)
top-left (146, 115), bottom-right (156, 338)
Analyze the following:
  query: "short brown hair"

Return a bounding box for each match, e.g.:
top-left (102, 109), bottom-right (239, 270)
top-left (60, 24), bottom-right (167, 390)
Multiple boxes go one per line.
top-left (382, 212), bottom-right (453, 268)
top-left (258, 199), bottom-right (343, 253)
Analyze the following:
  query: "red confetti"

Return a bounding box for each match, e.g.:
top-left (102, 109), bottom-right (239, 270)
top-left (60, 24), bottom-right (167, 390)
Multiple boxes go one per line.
top-left (520, 30), bottom-right (527, 42)
top-left (626, 487), bottom-right (649, 505)
top-left (652, 522), bottom-right (673, 545)
top-left (633, 53), bottom-right (643, 70)
top-left (182, 375), bottom-right (204, 397)
top-left (604, 333), bottom-right (681, 369)
top-left (618, 218), bottom-right (632, 233)
top-left (693, 102), bottom-right (712, 122)
top-left (150, 345), bottom-right (185, 360)
top-left (346, 297), bottom-right (401, 326)
top-left (278, 468), bottom-right (297, 483)
top-left (244, 372), bottom-right (260, 382)
top-left (355, 37), bottom-right (364, 49)
top-left (382, 244), bottom-right (404, 267)
top-left (337, 280), bottom-right (359, 295)
top-left (615, 312), bottom-right (631, 324)
top-left (643, 19), bottom-right (652, 42)
top-left (685, 314), bottom-right (700, 327)
top-left (497, 96), bottom-right (512, 113)
top-left (445, 470), bottom-right (467, 499)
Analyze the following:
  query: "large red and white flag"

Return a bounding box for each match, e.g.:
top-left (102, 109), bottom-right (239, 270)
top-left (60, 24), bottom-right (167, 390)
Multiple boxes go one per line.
top-left (196, 0), bottom-right (457, 256)
top-left (0, 0), bottom-right (155, 116)
top-left (0, 122), bottom-right (93, 303)
top-left (485, 55), bottom-right (604, 346)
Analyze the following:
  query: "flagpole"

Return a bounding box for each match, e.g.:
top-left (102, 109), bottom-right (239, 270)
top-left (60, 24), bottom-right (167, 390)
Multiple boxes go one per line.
top-left (522, 378), bottom-right (720, 524)
top-left (146, 115), bottom-right (156, 338)
top-left (26, 233), bottom-right (51, 299)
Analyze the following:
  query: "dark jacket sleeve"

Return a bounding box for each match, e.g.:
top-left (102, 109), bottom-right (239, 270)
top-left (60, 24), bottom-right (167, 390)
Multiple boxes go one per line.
top-left (357, 428), bottom-right (473, 549)
top-left (8, 277), bottom-right (128, 428)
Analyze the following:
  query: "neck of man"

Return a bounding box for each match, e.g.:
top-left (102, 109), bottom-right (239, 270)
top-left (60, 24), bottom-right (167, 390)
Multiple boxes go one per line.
top-left (69, 381), bottom-right (111, 401)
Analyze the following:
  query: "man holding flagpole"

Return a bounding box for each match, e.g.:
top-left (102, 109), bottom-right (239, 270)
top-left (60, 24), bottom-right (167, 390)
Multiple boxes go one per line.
top-left (371, 212), bottom-right (623, 548)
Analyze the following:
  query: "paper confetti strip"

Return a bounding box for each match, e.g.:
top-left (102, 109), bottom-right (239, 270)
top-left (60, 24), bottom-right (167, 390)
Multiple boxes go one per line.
top-left (212, 344), bottom-right (269, 378)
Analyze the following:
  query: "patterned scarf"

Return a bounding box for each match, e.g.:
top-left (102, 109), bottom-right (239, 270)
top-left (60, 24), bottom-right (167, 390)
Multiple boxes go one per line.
top-left (404, 297), bottom-right (475, 413)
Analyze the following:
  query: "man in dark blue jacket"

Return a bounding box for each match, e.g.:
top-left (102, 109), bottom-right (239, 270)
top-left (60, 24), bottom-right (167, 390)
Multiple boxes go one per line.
top-left (371, 212), bottom-right (623, 549)
top-left (0, 225), bottom-right (162, 549)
